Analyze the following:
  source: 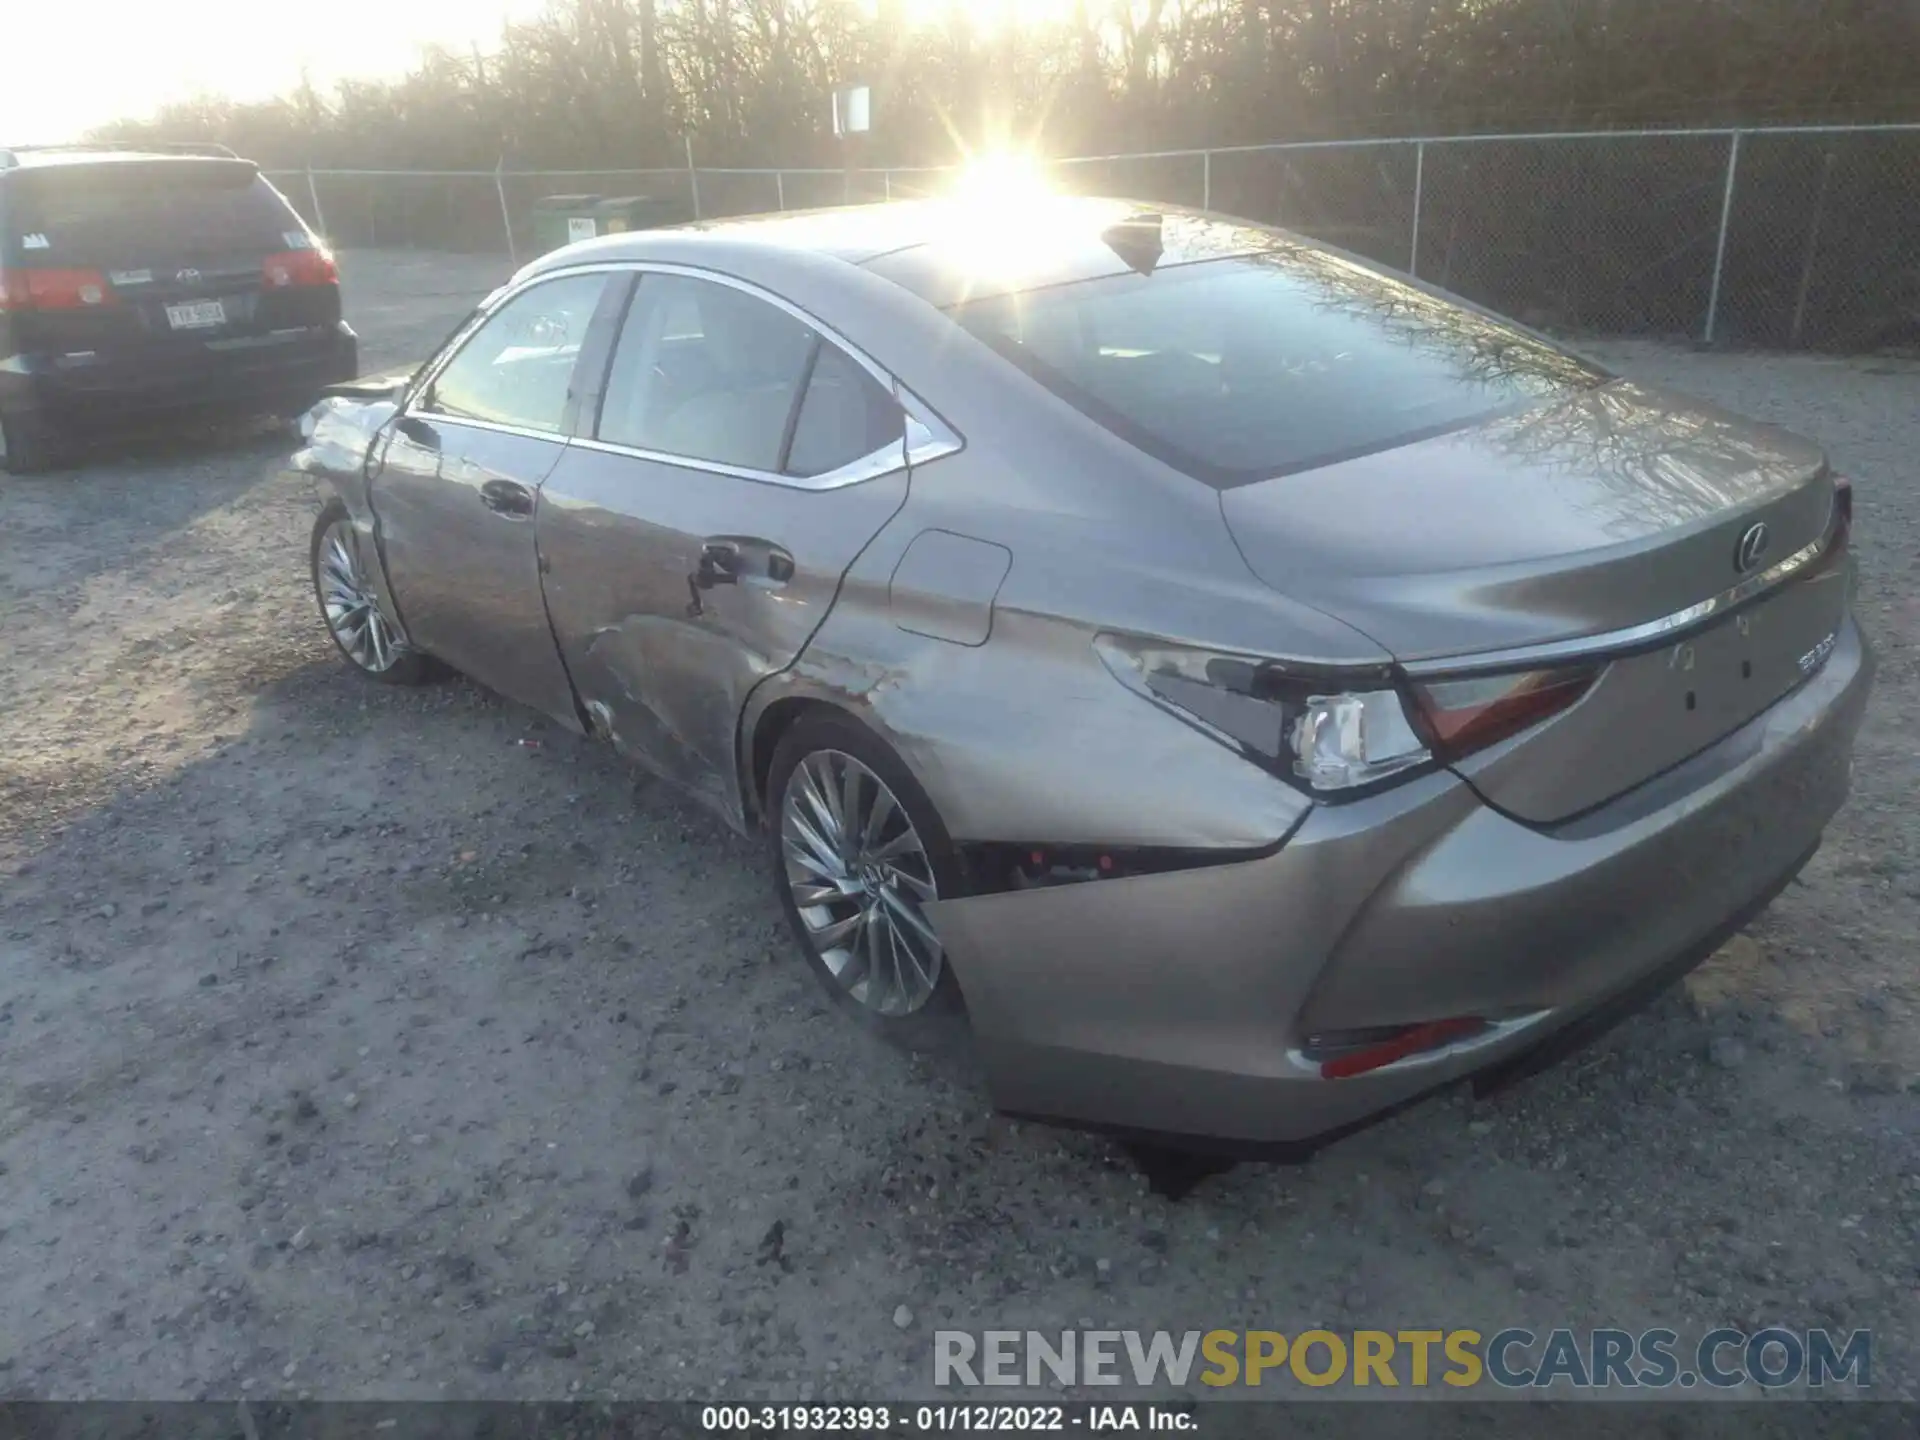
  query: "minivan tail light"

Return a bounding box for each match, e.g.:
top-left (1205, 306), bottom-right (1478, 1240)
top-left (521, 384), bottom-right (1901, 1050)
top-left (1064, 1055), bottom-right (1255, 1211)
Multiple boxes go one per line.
top-left (0, 267), bottom-right (118, 311)
top-left (263, 248), bottom-right (338, 288)
top-left (1410, 666), bottom-right (1599, 760)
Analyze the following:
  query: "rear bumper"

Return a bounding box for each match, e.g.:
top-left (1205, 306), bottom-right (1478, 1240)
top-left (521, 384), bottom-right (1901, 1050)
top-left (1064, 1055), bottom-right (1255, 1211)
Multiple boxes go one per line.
top-left (925, 616), bottom-right (1874, 1148)
top-left (0, 323), bottom-right (358, 425)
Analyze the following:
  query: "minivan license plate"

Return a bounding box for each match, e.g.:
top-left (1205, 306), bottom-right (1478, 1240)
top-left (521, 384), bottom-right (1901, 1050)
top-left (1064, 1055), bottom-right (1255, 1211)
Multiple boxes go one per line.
top-left (166, 300), bottom-right (226, 330)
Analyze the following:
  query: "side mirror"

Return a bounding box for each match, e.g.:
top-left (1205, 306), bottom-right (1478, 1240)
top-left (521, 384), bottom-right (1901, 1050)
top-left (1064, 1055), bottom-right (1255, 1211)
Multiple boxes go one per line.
top-left (321, 371), bottom-right (415, 402)
top-left (395, 414), bottom-right (441, 450)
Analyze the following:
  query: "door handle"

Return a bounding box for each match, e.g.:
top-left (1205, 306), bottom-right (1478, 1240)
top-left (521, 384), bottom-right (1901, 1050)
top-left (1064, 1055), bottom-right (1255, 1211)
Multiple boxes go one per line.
top-left (694, 538), bottom-right (794, 589)
top-left (480, 478), bottom-right (535, 518)
top-left (694, 540), bottom-right (741, 589)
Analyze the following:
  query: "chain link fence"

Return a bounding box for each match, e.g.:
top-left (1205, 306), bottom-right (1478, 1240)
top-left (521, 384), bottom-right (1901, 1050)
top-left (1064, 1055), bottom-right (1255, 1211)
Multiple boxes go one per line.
top-left (264, 122), bottom-right (1920, 352)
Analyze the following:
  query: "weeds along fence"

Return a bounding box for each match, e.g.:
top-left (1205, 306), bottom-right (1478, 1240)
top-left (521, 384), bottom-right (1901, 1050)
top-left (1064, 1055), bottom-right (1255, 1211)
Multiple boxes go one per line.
top-left (265, 122), bottom-right (1920, 351)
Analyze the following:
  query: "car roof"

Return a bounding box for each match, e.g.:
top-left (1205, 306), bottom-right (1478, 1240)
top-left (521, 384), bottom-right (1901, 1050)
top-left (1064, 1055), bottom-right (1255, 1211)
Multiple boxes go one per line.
top-left (0, 145), bottom-right (249, 173)
top-left (525, 197), bottom-right (1289, 307)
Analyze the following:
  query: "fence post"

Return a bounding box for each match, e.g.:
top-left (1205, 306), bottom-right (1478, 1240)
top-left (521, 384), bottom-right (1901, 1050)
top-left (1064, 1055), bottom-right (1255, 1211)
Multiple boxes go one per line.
top-left (685, 134), bottom-right (702, 221)
top-left (1704, 130), bottom-right (1744, 345)
top-left (1790, 151), bottom-right (1837, 347)
top-left (776, 171), bottom-right (785, 210)
top-left (1409, 141), bottom-right (1425, 277)
top-left (304, 163), bottom-right (328, 238)
top-left (884, 171), bottom-right (892, 202)
top-left (1202, 151), bottom-right (1212, 211)
top-left (494, 157), bottom-right (517, 266)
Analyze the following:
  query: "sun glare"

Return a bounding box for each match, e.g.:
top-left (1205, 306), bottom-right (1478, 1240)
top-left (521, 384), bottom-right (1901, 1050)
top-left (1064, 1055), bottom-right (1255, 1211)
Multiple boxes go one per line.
top-left (950, 152), bottom-right (1053, 207)
top-left (933, 151), bottom-right (1100, 298)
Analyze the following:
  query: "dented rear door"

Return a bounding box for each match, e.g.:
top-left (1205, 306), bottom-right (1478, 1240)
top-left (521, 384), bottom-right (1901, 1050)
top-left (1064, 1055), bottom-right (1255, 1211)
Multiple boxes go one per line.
top-left (536, 270), bottom-right (910, 818)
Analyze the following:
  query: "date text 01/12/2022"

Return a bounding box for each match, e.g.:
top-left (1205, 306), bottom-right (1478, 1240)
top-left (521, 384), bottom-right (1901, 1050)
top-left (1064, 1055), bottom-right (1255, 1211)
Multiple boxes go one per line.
top-left (699, 1405), bottom-right (1197, 1431)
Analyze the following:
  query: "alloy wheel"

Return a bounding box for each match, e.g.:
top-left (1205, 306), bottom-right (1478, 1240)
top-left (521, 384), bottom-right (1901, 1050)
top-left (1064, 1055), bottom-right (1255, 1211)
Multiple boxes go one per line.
top-left (780, 749), bottom-right (944, 1017)
top-left (317, 518), bottom-right (403, 673)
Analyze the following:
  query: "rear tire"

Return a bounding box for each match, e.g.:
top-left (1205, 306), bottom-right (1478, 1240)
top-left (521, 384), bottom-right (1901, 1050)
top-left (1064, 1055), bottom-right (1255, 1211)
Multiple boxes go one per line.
top-left (765, 709), bottom-right (971, 1055)
top-left (0, 407), bottom-right (65, 475)
top-left (310, 501), bottom-right (438, 685)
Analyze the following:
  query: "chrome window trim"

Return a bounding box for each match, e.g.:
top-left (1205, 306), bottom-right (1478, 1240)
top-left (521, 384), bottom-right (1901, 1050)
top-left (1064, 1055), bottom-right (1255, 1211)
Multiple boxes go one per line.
top-left (901, 398), bottom-right (963, 468)
top-left (569, 433), bottom-right (911, 493)
top-left (410, 257), bottom-right (965, 491)
top-left (1399, 527), bottom-right (1834, 678)
top-left (400, 414), bottom-right (570, 446)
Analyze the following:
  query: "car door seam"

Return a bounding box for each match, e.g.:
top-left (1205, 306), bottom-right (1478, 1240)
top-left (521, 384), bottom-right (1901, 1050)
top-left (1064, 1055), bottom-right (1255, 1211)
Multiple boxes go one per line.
top-left (776, 337), bottom-right (824, 474)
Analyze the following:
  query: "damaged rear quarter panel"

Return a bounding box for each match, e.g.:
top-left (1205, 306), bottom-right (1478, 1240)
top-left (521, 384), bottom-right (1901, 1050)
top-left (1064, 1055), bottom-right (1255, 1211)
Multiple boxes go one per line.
top-left (740, 438), bottom-right (1366, 852)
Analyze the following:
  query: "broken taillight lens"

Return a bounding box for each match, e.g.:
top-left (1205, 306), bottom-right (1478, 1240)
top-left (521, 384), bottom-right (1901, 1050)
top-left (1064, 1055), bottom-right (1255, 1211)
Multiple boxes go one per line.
top-left (1094, 635), bottom-right (1432, 795)
top-left (1410, 666), bottom-right (1599, 761)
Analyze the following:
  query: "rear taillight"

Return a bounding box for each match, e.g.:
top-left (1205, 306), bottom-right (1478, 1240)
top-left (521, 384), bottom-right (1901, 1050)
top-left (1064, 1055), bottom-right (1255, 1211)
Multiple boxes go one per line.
top-left (263, 247), bottom-right (338, 288)
top-left (0, 267), bottom-right (118, 311)
top-left (1410, 666), bottom-right (1598, 761)
top-left (1831, 475), bottom-right (1853, 549)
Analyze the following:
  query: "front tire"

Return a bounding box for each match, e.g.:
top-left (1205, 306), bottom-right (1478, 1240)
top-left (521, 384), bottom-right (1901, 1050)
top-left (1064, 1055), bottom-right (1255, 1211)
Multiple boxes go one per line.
top-left (310, 501), bottom-right (436, 685)
top-left (766, 710), bottom-right (969, 1049)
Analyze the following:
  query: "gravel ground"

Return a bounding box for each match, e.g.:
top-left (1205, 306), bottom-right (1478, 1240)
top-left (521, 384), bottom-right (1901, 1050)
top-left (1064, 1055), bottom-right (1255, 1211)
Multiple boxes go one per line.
top-left (1, 251), bottom-right (1916, 1403)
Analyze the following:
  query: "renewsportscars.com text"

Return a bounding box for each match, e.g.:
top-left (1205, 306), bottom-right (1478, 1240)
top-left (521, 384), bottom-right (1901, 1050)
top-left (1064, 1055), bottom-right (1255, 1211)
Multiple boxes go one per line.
top-left (934, 1327), bottom-right (1871, 1390)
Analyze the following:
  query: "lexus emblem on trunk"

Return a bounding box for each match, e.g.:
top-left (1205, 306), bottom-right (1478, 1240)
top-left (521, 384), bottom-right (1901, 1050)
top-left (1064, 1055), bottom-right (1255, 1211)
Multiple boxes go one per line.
top-left (177, 268), bottom-right (201, 285)
top-left (1735, 522), bottom-right (1771, 573)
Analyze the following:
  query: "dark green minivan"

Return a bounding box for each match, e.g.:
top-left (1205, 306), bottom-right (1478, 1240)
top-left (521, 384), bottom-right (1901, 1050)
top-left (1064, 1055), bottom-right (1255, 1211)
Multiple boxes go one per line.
top-left (0, 143), bottom-right (358, 472)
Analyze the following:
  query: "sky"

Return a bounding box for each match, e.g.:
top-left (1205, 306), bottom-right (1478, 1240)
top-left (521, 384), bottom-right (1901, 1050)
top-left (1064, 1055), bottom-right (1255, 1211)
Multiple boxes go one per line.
top-left (1, 0), bottom-right (1037, 147)
top-left (1, 0), bottom-right (550, 145)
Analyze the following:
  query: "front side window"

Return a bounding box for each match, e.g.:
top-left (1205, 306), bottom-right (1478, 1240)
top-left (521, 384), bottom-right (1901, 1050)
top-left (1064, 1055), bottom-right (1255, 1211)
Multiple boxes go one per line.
top-left (598, 273), bottom-right (902, 476)
top-left (425, 273), bottom-right (606, 433)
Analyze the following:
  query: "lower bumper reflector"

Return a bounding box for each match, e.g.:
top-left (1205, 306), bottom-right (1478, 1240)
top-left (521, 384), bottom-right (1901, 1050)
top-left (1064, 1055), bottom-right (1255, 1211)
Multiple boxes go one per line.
top-left (1307, 1017), bottom-right (1490, 1079)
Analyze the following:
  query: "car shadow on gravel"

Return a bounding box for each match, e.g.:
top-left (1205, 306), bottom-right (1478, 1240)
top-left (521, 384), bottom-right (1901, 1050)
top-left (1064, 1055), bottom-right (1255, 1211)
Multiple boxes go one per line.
top-left (5, 648), bottom-right (1917, 1399)
top-left (57, 412), bottom-right (300, 473)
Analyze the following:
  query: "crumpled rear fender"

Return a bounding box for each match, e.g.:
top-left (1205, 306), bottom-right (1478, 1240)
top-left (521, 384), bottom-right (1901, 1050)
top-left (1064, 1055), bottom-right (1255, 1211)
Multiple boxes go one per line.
top-left (738, 572), bottom-right (1314, 853)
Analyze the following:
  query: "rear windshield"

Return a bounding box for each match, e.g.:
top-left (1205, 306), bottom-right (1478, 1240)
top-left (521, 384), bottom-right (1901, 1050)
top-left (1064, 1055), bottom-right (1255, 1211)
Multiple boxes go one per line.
top-left (950, 250), bottom-right (1607, 486)
top-left (4, 161), bottom-right (301, 265)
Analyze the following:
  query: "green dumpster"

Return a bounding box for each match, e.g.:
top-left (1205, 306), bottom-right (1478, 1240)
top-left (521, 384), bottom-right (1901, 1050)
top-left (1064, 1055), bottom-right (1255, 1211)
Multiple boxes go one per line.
top-left (594, 195), bottom-right (683, 234)
top-left (530, 194), bottom-right (605, 254)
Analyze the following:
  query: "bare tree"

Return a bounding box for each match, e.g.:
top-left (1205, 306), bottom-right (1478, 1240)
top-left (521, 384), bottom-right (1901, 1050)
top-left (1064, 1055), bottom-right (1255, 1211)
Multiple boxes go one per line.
top-left (90, 0), bottom-right (1920, 170)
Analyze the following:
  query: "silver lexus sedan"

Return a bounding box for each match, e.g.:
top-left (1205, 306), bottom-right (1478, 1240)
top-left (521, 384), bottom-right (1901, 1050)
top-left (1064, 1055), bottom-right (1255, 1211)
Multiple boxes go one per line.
top-left (295, 197), bottom-right (1872, 1150)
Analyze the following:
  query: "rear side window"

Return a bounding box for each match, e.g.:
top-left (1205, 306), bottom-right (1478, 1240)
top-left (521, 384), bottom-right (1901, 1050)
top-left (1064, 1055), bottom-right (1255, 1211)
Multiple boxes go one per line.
top-left (950, 251), bottom-right (1606, 485)
top-left (784, 344), bottom-right (903, 477)
top-left (598, 272), bottom-right (901, 478)
top-left (4, 161), bottom-right (304, 265)
top-left (599, 274), bottom-right (817, 470)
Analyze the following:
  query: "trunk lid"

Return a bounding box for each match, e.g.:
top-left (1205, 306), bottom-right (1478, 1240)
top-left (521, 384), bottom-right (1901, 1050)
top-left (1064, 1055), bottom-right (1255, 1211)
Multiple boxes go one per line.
top-left (1220, 379), bottom-right (1848, 822)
